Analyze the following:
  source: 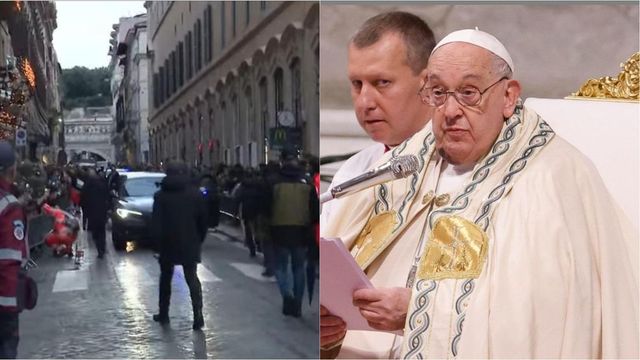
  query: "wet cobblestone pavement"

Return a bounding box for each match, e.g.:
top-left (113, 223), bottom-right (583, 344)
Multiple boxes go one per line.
top-left (18, 224), bottom-right (319, 359)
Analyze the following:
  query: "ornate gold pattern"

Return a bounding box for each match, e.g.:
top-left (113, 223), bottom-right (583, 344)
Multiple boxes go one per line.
top-left (417, 215), bottom-right (489, 280)
top-left (571, 52), bottom-right (639, 101)
top-left (434, 193), bottom-right (450, 207)
top-left (422, 191), bottom-right (450, 207)
top-left (422, 190), bottom-right (435, 205)
top-left (350, 211), bottom-right (398, 268)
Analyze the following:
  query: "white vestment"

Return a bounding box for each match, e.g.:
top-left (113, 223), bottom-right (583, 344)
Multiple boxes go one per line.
top-left (322, 104), bottom-right (638, 359)
top-left (322, 123), bottom-right (436, 359)
top-left (401, 105), bottom-right (639, 359)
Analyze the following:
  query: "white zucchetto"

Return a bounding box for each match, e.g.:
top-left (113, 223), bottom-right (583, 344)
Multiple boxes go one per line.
top-left (432, 28), bottom-right (515, 73)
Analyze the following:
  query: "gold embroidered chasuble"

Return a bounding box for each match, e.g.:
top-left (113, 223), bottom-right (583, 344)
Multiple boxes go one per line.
top-left (398, 103), bottom-right (553, 358)
top-left (401, 105), bottom-right (638, 358)
top-left (321, 121), bottom-right (441, 358)
top-left (322, 104), bottom-right (638, 358)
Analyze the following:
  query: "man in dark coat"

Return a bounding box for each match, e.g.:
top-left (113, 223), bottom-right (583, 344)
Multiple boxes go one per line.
top-left (151, 161), bottom-right (208, 330)
top-left (80, 168), bottom-right (110, 258)
top-left (199, 174), bottom-right (220, 229)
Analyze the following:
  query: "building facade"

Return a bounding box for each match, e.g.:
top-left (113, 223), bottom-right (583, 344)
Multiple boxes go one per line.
top-left (146, 1), bottom-right (319, 168)
top-left (0, 0), bottom-right (63, 164)
top-left (108, 14), bottom-right (147, 165)
top-left (121, 16), bottom-right (150, 165)
top-left (63, 106), bottom-right (115, 163)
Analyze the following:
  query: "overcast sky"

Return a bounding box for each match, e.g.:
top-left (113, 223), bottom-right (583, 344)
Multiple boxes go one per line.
top-left (53, 1), bottom-right (146, 69)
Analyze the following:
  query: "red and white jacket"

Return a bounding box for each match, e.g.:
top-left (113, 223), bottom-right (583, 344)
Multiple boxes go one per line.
top-left (0, 178), bottom-right (27, 313)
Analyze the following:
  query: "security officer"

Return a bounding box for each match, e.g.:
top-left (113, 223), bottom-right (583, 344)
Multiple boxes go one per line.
top-left (0, 141), bottom-right (27, 358)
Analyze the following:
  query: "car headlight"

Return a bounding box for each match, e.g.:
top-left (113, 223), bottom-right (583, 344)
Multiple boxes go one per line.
top-left (116, 208), bottom-right (143, 219)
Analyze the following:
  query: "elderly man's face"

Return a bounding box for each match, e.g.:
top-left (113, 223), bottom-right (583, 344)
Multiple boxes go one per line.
top-left (348, 33), bottom-right (430, 146)
top-left (428, 43), bottom-right (520, 167)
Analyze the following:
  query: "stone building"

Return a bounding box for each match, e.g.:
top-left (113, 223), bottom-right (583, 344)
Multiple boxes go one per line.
top-left (0, 0), bottom-right (63, 164)
top-left (63, 106), bottom-right (114, 163)
top-left (108, 14), bottom-right (148, 165)
top-left (145, 1), bottom-right (319, 168)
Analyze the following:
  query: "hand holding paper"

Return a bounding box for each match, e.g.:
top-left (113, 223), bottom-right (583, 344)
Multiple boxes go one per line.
top-left (320, 305), bottom-right (347, 347)
top-left (320, 237), bottom-right (405, 335)
top-left (319, 237), bottom-right (376, 331)
top-left (353, 287), bottom-right (412, 332)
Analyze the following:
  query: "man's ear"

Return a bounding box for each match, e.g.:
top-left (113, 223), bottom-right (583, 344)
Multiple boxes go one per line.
top-left (418, 67), bottom-right (429, 89)
top-left (503, 79), bottom-right (521, 118)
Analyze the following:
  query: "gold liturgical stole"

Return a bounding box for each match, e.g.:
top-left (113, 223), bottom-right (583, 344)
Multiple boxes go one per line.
top-left (418, 215), bottom-right (488, 280)
top-left (350, 211), bottom-right (398, 268)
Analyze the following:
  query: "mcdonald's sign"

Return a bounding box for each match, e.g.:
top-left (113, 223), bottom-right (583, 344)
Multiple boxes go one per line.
top-left (269, 127), bottom-right (302, 151)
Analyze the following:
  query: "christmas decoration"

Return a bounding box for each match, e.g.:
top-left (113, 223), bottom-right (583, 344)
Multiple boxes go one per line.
top-left (0, 56), bottom-right (34, 140)
top-left (19, 58), bottom-right (35, 91)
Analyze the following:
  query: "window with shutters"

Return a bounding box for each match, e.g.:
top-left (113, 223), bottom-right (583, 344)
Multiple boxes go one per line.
top-left (171, 50), bottom-right (177, 93)
top-left (232, 2), bottom-right (237, 38)
top-left (245, 1), bottom-right (250, 27)
top-left (186, 32), bottom-right (193, 79)
top-left (274, 68), bottom-right (284, 113)
top-left (159, 66), bottom-right (164, 104)
top-left (203, 9), bottom-right (209, 64)
top-left (196, 20), bottom-right (202, 71)
top-left (206, 5), bottom-right (213, 62)
top-left (178, 41), bottom-right (184, 87)
top-left (221, 2), bottom-right (226, 49)
top-left (290, 58), bottom-right (301, 127)
top-left (165, 58), bottom-right (170, 97)
top-left (153, 73), bottom-right (159, 107)
top-left (259, 77), bottom-right (268, 141)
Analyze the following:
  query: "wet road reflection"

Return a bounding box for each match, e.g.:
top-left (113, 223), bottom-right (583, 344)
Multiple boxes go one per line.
top-left (18, 227), bottom-right (318, 358)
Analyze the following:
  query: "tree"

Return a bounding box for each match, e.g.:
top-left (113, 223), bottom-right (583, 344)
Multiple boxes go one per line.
top-left (61, 66), bottom-right (112, 110)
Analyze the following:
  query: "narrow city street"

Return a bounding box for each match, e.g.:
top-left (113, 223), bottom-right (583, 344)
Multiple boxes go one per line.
top-left (18, 222), bottom-right (319, 359)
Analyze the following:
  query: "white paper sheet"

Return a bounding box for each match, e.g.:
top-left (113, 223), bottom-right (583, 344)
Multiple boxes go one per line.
top-left (320, 237), bottom-right (377, 331)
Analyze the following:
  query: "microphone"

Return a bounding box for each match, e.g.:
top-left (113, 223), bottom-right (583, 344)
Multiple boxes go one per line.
top-left (320, 155), bottom-right (419, 204)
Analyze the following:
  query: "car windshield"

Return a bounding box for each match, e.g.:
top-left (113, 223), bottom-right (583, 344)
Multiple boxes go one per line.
top-left (124, 177), bottom-right (163, 197)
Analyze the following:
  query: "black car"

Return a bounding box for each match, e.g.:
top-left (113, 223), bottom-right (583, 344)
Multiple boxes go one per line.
top-left (111, 171), bottom-right (165, 250)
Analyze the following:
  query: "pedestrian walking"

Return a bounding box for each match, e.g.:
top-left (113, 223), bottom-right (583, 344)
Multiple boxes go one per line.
top-left (0, 141), bottom-right (27, 358)
top-left (80, 168), bottom-right (110, 258)
top-left (199, 174), bottom-right (220, 230)
top-left (270, 159), bottom-right (318, 317)
top-left (235, 170), bottom-right (260, 258)
top-left (254, 168), bottom-right (275, 277)
top-left (151, 161), bottom-right (208, 330)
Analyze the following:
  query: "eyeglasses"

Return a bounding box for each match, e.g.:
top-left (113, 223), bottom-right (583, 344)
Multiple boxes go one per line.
top-left (420, 77), bottom-right (508, 107)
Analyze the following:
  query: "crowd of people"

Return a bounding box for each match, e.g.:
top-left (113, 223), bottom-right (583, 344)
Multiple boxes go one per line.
top-left (0, 140), bottom-right (320, 358)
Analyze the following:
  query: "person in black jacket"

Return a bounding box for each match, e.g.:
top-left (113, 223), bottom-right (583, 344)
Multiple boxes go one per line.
top-left (80, 168), bottom-right (110, 258)
top-left (151, 161), bottom-right (208, 330)
top-left (198, 174), bottom-right (220, 230)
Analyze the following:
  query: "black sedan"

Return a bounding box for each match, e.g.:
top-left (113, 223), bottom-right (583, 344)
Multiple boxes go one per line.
top-left (111, 171), bottom-right (165, 250)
